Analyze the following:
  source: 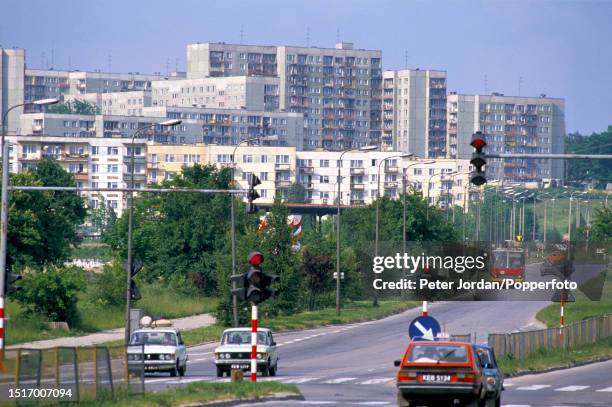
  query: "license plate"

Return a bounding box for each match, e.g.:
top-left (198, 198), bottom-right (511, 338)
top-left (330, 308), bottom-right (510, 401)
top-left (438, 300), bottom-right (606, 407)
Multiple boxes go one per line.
top-left (421, 374), bottom-right (451, 383)
top-left (231, 364), bottom-right (250, 369)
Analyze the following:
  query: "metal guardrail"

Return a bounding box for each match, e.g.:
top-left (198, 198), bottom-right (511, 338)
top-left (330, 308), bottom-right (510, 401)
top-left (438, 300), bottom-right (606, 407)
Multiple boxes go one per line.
top-left (0, 345), bottom-right (144, 405)
top-left (488, 314), bottom-right (612, 359)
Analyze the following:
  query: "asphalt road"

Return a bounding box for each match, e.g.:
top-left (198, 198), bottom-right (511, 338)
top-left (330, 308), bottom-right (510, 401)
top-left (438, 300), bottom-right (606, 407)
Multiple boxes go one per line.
top-left (142, 263), bottom-right (610, 407)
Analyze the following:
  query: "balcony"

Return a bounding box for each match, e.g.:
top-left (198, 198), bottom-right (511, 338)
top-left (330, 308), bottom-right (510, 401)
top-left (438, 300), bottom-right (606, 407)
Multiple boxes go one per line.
top-left (385, 166), bottom-right (399, 173)
top-left (123, 172), bottom-right (146, 181)
top-left (350, 183), bottom-right (365, 190)
top-left (73, 173), bottom-right (89, 181)
top-left (147, 162), bottom-right (159, 169)
top-left (275, 180), bottom-right (291, 188)
top-left (63, 153), bottom-right (89, 161)
top-left (304, 183), bottom-right (314, 190)
top-left (384, 181), bottom-right (399, 188)
top-left (350, 199), bottom-right (365, 206)
top-left (123, 155), bottom-right (146, 164)
top-left (275, 163), bottom-right (291, 171)
top-left (300, 166), bottom-right (315, 174)
top-left (350, 167), bottom-right (365, 175)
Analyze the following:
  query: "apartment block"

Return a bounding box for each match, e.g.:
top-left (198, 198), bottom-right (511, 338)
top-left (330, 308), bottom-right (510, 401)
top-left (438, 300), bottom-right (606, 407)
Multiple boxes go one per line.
top-left (1, 48), bottom-right (25, 135)
top-left (382, 69), bottom-right (447, 157)
top-left (146, 143), bottom-right (208, 183)
top-left (151, 76), bottom-right (279, 111)
top-left (143, 106), bottom-right (304, 148)
top-left (64, 90), bottom-right (151, 116)
top-left (186, 42), bottom-right (383, 150)
top-left (447, 92), bottom-right (565, 183)
top-left (295, 151), bottom-right (470, 208)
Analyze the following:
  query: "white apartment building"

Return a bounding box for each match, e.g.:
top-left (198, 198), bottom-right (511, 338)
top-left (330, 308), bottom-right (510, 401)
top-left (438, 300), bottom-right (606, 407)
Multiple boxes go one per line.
top-left (447, 92), bottom-right (565, 184)
top-left (1, 48), bottom-right (25, 134)
top-left (382, 69), bottom-right (447, 157)
top-left (64, 90), bottom-right (151, 116)
top-left (151, 76), bottom-right (279, 111)
top-left (186, 42), bottom-right (383, 150)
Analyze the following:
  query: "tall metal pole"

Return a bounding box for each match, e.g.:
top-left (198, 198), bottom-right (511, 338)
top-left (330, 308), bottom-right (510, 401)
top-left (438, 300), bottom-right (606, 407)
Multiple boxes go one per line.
top-left (567, 196), bottom-right (573, 242)
top-left (336, 151), bottom-right (347, 316)
top-left (532, 196), bottom-right (536, 241)
top-left (544, 200), bottom-right (548, 244)
top-left (402, 171), bottom-right (407, 254)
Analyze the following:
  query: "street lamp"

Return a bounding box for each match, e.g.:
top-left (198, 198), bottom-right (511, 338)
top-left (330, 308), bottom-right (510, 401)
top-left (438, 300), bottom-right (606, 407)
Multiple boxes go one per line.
top-left (373, 153), bottom-right (412, 307)
top-left (425, 171), bottom-right (457, 221)
top-left (336, 145), bottom-right (377, 316)
top-left (125, 118), bottom-right (181, 346)
top-left (402, 160), bottom-right (434, 253)
top-left (567, 191), bottom-right (586, 242)
top-left (229, 134), bottom-right (278, 326)
top-left (0, 98), bottom-right (59, 356)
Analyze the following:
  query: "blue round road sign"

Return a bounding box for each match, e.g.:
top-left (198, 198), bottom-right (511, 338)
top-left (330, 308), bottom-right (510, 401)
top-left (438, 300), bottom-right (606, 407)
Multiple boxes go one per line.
top-left (408, 316), bottom-right (441, 341)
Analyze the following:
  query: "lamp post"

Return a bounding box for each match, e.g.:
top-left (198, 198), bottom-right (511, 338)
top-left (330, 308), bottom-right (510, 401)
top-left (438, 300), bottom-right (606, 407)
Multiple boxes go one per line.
top-left (0, 98), bottom-right (59, 356)
top-left (336, 145), bottom-right (377, 316)
top-left (567, 191), bottom-right (586, 242)
top-left (402, 160), bottom-right (434, 253)
top-left (374, 153), bottom-right (412, 307)
top-left (229, 135), bottom-right (278, 327)
top-left (125, 119), bottom-right (181, 346)
top-left (426, 171), bottom-right (457, 221)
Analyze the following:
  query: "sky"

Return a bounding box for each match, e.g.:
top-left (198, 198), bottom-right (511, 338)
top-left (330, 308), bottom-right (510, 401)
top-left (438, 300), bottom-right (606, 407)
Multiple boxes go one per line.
top-left (1, 0), bottom-right (611, 134)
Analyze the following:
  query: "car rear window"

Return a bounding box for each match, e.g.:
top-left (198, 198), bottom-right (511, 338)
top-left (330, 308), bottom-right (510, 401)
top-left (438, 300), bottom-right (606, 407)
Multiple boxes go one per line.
top-left (407, 344), bottom-right (469, 363)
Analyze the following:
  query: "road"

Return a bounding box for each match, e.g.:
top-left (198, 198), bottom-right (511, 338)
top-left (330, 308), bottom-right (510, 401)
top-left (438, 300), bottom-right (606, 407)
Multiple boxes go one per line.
top-left (135, 262), bottom-right (612, 406)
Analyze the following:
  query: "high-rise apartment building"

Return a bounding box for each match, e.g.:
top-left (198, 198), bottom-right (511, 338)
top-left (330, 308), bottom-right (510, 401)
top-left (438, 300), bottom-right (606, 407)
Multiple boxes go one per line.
top-left (186, 42), bottom-right (382, 150)
top-left (447, 92), bottom-right (565, 183)
top-left (1, 48), bottom-right (25, 135)
top-left (151, 76), bottom-right (280, 111)
top-left (382, 69), bottom-right (447, 157)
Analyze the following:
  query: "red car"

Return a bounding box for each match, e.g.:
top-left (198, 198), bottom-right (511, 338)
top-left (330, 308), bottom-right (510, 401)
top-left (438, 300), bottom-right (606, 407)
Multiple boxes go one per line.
top-left (394, 340), bottom-right (494, 407)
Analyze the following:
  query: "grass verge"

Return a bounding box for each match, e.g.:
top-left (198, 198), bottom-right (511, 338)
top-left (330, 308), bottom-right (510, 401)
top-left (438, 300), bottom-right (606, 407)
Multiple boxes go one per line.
top-left (103, 300), bottom-right (417, 347)
top-left (19, 381), bottom-right (300, 407)
top-left (536, 267), bottom-right (611, 327)
top-left (498, 336), bottom-right (612, 376)
top-left (6, 284), bottom-right (218, 346)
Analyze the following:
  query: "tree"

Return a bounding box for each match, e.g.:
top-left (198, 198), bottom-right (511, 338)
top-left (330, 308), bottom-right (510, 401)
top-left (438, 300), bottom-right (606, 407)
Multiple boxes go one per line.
top-left (89, 194), bottom-right (117, 236)
top-left (15, 265), bottom-right (85, 325)
top-left (589, 205), bottom-right (612, 242)
top-left (47, 99), bottom-right (101, 115)
top-left (300, 239), bottom-right (333, 310)
top-left (287, 182), bottom-right (307, 203)
top-left (565, 127), bottom-right (612, 188)
top-left (9, 160), bottom-right (87, 268)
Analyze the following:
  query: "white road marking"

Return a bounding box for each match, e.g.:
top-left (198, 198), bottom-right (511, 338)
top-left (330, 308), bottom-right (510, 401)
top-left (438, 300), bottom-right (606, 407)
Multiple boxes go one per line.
top-left (516, 384), bottom-right (552, 391)
top-left (297, 402), bottom-right (337, 405)
top-left (145, 377), bottom-right (173, 384)
top-left (281, 377), bottom-right (321, 384)
top-left (192, 358), bottom-right (208, 362)
top-left (501, 405), bottom-right (531, 407)
top-left (355, 402), bottom-right (390, 406)
top-left (555, 385), bottom-right (590, 391)
top-left (323, 377), bottom-right (357, 384)
top-left (360, 378), bottom-right (392, 385)
top-left (596, 386), bottom-right (612, 392)
top-left (167, 378), bottom-right (206, 384)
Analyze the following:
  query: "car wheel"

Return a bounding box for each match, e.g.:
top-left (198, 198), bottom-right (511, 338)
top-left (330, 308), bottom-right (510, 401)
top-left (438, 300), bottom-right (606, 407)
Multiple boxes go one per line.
top-left (396, 392), bottom-right (411, 407)
top-left (170, 362), bottom-right (178, 377)
top-left (216, 366), bottom-right (224, 377)
top-left (261, 361), bottom-right (270, 377)
top-left (464, 398), bottom-right (480, 407)
top-left (269, 363), bottom-right (277, 376)
top-left (179, 362), bottom-right (186, 377)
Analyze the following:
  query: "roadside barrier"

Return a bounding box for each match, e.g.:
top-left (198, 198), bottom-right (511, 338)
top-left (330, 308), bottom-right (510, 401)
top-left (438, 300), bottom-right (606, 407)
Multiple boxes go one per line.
top-left (488, 313), bottom-right (612, 359)
top-left (0, 345), bottom-right (144, 405)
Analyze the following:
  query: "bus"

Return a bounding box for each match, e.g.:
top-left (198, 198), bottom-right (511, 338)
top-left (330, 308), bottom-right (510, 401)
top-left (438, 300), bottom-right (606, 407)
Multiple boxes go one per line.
top-left (491, 247), bottom-right (526, 283)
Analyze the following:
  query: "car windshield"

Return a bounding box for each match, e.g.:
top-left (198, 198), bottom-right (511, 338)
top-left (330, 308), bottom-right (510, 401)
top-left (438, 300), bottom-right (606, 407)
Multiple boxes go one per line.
top-left (408, 344), bottom-right (469, 363)
top-left (129, 331), bottom-right (176, 346)
top-left (221, 331), bottom-right (269, 345)
top-left (476, 348), bottom-right (495, 367)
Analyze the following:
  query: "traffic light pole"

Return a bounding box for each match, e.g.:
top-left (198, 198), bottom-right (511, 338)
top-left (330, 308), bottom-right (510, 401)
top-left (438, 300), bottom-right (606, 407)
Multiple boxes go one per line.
top-left (250, 303), bottom-right (258, 382)
top-left (485, 153), bottom-right (612, 159)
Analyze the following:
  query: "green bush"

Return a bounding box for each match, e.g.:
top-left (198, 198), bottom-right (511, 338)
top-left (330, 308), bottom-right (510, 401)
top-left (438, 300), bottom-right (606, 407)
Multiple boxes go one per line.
top-left (89, 261), bottom-right (127, 308)
top-left (15, 266), bottom-right (85, 326)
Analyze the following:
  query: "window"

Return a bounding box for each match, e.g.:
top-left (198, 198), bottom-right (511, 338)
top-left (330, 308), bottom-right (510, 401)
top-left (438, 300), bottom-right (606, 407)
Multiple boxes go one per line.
top-left (91, 146), bottom-right (99, 155)
top-left (319, 175), bottom-right (329, 183)
top-left (242, 154), bottom-right (253, 163)
top-left (107, 182), bottom-right (118, 189)
top-left (320, 159), bottom-right (329, 167)
top-left (91, 164), bottom-right (98, 173)
top-left (216, 154), bottom-right (231, 163)
top-left (107, 147), bottom-right (119, 155)
top-left (260, 172), bottom-right (268, 181)
top-left (260, 155), bottom-right (268, 163)
top-left (107, 165), bottom-right (118, 173)
top-left (275, 155), bottom-right (289, 164)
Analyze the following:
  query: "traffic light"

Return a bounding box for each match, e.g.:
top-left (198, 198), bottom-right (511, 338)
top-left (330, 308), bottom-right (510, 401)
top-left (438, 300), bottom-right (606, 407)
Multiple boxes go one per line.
top-left (124, 258), bottom-right (143, 301)
top-left (469, 131), bottom-right (487, 186)
top-left (5, 255), bottom-right (22, 295)
top-left (247, 174), bottom-right (261, 214)
top-left (231, 251), bottom-right (278, 305)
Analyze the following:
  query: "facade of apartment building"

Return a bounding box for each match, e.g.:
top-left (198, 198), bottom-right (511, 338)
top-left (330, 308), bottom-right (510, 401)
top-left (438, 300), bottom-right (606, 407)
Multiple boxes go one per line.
top-left (151, 76), bottom-right (280, 111)
top-left (186, 42), bottom-right (383, 150)
top-left (64, 90), bottom-right (151, 116)
top-left (1, 48), bottom-right (26, 135)
top-left (146, 143), bottom-right (208, 183)
top-left (382, 69), bottom-right (447, 157)
top-left (143, 106), bottom-right (304, 148)
top-left (447, 93), bottom-right (565, 183)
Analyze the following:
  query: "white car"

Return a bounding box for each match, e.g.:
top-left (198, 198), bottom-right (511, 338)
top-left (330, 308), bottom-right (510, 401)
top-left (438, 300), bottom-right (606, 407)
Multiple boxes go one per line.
top-left (127, 328), bottom-right (188, 376)
top-left (213, 328), bottom-right (278, 377)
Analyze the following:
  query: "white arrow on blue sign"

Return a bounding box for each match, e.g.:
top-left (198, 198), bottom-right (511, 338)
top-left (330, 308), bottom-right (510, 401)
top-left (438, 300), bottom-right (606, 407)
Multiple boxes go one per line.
top-left (408, 316), bottom-right (441, 341)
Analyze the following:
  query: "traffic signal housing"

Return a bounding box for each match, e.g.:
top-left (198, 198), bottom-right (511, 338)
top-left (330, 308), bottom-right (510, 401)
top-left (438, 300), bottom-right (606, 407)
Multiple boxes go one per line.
top-left (247, 174), bottom-right (261, 214)
top-left (125, 258), bottom-right (143, 301)
top-left (469, 131), bottom-right (487, 186)
top-left (5, 255), bottom-right (22, 295)
top-left (231, 251), bottom-right (278, 305)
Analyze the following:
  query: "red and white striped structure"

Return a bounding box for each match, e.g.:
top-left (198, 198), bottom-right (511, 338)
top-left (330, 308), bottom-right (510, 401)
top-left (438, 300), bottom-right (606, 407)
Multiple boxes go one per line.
top-left (422, 300), bottom-right (428, 317)
top-left (560, 292), bottom-right (565, 347)
top-left (251, 304), bottom-right (258, 382)
top-left (0, 296), bottom-right (4, 355)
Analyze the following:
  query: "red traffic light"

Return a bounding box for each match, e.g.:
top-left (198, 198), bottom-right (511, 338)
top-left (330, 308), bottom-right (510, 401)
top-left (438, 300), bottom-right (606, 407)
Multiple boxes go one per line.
top-left (248, 251), bottom-right (264, 266)
top-left (470, 137), bottom-right (486, 150)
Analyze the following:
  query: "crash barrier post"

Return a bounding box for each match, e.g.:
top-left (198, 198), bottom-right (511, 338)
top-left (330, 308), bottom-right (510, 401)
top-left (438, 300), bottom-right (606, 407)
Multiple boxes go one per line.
top-left (488, 313), bottom-right (612, 359)
top-left (0, 345), bottom-right (143, 404)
